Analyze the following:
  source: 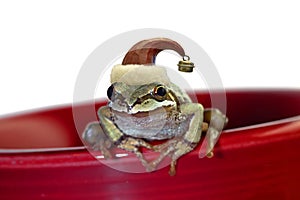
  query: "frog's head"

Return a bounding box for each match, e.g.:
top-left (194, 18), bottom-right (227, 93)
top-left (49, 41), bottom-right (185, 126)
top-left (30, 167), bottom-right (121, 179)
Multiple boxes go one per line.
top-left (107, 82), bottom-right (177, 114)
top-left (106, 37), bottom-right (192, 114)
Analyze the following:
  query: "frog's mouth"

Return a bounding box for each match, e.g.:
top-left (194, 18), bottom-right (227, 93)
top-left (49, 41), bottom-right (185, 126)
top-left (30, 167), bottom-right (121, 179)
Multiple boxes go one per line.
top-left (112, 106), bottom-right (174, 118)
top-left (128, 100), bottom-right (176, 115)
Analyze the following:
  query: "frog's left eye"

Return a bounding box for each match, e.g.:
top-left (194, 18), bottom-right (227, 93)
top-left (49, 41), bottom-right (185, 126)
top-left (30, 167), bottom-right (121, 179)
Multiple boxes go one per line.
top-left (153, 85), bottom-right (167, 100)
top-left (107, 85), bottom-right (114, 100)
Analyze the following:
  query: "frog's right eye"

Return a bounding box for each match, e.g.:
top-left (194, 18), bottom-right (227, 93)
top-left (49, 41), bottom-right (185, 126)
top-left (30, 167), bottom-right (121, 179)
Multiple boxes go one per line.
top-left (107, 85), bottom-right (114, 100)
top-left (152, 85), bottom-right (167, 101)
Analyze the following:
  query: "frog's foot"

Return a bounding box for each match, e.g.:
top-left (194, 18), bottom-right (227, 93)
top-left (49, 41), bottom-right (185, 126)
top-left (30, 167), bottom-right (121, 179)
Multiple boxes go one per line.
top-left (199, 109), bottom-right (228, 158)
top-left (117, 137), bottom-right (154, 169)
top-left (93, 139), bottom-right (114, 159)
top-left (146, 139), bottom-right (177, 172)
top-left (150, 139), bottom-right (196, 176)
top-left (143, 139), bottom-right (177, 172)
top-left (169, 141), bottom-right (196, 176)
top-left (146, 157), bottom-right (177, 176)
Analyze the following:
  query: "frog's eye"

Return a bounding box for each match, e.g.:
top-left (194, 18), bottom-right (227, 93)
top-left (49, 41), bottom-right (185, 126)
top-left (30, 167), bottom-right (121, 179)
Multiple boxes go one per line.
top-left (107, 85), bottom-right (114, 100)
top-left (153, 85), bottom-right (167, 100)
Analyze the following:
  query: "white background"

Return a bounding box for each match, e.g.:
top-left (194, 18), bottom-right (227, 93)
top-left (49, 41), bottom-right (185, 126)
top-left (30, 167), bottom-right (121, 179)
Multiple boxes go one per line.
top-left (0, 0), bottom-right (299, 115)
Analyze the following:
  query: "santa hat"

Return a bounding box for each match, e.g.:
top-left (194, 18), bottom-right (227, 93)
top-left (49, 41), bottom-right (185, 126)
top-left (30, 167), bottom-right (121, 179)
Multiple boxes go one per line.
top-left (110, 38), bottom-right (193, 85)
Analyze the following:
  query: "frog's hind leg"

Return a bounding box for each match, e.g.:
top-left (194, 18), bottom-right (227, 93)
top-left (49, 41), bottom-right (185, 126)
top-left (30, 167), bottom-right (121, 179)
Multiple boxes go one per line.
top-left (83, 122), bottom-right (153, 170)
top-left (83, 122), bottom-right (114, 159)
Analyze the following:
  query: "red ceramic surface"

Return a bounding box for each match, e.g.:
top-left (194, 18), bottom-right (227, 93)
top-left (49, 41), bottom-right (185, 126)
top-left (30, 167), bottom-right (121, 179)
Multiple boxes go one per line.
top-left (0, 89), bottom-right (300, 199)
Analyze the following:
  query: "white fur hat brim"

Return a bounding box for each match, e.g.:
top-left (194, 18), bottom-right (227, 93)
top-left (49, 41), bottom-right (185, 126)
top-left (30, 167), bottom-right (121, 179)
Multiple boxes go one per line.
top-left (110, 64), bottom-right (170, 85)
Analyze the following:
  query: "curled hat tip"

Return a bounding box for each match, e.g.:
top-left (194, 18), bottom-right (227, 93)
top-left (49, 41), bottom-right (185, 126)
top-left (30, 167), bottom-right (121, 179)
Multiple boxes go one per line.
top-left (122, 38), bottom-right (185, 65)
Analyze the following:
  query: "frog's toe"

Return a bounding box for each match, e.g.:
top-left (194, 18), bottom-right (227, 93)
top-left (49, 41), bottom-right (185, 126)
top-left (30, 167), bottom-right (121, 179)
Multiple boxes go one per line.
top-left (168, 160), bottom-right (177, 176)
top-left (206, 151), bottom-right (214, 158)
top-left (102, 150), bottom-right (114, 159)
top-left (146, 163), bottom-right (157, 172)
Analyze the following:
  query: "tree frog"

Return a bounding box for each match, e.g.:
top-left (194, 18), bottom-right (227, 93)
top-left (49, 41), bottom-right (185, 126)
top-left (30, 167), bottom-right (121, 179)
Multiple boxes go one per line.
top-left (82, 37), bottom-right (228, 176)
top-left (83, 80), bottom-right (227, 176)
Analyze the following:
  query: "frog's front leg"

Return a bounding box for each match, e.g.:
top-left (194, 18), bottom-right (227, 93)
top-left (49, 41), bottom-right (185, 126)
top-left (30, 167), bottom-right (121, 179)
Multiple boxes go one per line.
top-left (97, 106), bottom-right (154, 169)
top-left (199, 108), bottom-right (228, 158)
top-left (151, 103), bottom-right (204, 176)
